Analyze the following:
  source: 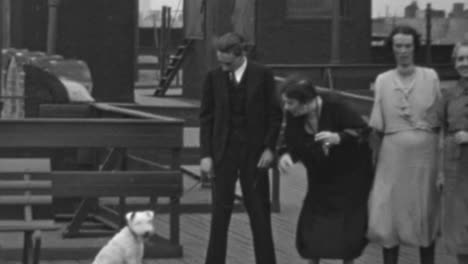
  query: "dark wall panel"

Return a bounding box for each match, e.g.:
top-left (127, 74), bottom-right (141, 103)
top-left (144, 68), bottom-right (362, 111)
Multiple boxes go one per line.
top-left (56, 0), bottom-right (137, 102)
top-left (255, 0), bottom-right (371, 64)
top-left (19, 0), bottom-right (137, 102)
top-left (183, 0), bottom-right (236, 99)
top-left (12, 0), bottom-right (47, 50)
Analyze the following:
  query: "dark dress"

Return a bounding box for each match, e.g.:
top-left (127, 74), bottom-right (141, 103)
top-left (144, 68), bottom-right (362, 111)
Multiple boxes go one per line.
top-left (279, 94), bottom-right (374, 260)
top-left (441, 82), bottom-right (468, 253)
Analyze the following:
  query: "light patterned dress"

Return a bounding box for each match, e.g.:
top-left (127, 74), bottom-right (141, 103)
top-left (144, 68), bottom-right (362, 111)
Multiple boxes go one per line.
top-left (367, 67), bottom-right (442, 248)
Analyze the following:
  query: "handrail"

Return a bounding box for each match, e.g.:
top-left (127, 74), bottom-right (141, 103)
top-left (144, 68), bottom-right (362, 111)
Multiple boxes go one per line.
top-left (268, 63), bottom-right (453, 68)
top-left (274, 76), bottom-right (373, 102)
top-left (92, 102), bottom-right (184, 122)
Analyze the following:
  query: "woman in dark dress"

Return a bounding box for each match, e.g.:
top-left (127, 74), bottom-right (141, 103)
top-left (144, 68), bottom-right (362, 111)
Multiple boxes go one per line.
top-left (277, 76), bottom-right (374, 264)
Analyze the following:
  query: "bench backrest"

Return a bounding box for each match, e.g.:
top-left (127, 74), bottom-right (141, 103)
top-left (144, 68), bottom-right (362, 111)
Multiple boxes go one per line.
top-left (0, 173), bottom-right (53, 221)
top-left (51, 171), bottom-right (182, 198)
top-left (0, 159), bottom-right (55, 229)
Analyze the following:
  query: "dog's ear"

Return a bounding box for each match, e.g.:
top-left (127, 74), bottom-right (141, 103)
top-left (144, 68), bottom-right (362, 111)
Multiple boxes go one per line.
top-left (146, 210), bottom-right (154, 219)
top-left (125, 211), bottom-right (136, 223)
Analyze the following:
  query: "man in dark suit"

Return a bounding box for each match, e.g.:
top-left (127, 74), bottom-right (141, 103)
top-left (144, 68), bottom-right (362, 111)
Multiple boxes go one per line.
top-left (199, 32), bottom-right (282, 264)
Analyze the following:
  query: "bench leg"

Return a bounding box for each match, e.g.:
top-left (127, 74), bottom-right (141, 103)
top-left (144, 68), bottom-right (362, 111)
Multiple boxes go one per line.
top-left (64, 198), bottom-right (98, 237)
top-left (169, 196), bottom-right (180, 245)
top-left (271, 168), bottom-right (281, 213)
top-left (22, 231), bottom-right (33, 264)
top-left (32, 231), bottom-right (42, 264)
top-left (119, 196), bottom-right (126, 228)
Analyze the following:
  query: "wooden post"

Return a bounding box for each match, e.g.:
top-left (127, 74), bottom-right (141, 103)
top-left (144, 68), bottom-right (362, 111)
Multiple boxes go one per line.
top-left (167, 7), bottom-right (172, 55)
top-left (330, 0), bottom-right (341, 64)
top-left (47, 0), bottom-right (60, 54)
top-left (1, 0), bottom-right (10, 48)
top-left (425, 3), bottom-right (432, 65)
top-left (0, 0), bottom-right (10, 95)
top-left (133, 0), bottom-right (139, 90)
top-left (159, 6), bottom-right (171, 84)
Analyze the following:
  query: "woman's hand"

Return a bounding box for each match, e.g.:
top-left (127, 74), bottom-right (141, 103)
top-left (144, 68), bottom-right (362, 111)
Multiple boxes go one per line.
top-left (454, 130), bottom-right (468, 144)
top-left (278, 153), bottom-right (294, 173)
top-left (436, 172), bottom-right (444, 191)
top-left (315, 131), bottom-right (341, 156)
top-left (315, 131), bottom-right (341, 145)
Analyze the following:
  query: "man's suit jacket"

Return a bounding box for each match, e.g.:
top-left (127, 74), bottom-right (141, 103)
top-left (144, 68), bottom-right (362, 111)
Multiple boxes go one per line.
top-left (199, 61), bottom-right (282, 163)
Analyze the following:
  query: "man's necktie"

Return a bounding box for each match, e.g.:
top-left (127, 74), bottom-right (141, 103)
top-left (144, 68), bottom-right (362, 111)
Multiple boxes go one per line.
top-left (229, 72), bottom-right (238, 86)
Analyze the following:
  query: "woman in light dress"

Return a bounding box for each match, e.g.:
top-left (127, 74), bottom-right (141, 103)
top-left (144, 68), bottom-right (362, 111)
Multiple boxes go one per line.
top-left (440, 40), bottom-right (468, 264)
top-left (367, 25), bottom-right (442, 264)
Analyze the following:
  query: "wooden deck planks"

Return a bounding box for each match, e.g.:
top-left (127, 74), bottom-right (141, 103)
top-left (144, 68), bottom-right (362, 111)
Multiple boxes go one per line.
top-left (1, 164), bottom-right (460, 264)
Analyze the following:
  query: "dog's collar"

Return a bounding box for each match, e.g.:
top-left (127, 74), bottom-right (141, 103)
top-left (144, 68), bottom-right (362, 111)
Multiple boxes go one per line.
top-left (127, 226), bottom-right (141, 241)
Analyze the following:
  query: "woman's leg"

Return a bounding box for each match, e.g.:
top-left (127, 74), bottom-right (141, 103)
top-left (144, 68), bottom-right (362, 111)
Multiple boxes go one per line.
top-left (383, 246), bottom-right (399, 264)
top-left (419, 242), bottom-right (435, 264)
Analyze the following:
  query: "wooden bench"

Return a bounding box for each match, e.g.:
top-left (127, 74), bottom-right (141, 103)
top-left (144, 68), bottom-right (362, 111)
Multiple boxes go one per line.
top-left (0, 159), bottom-right (59, 264)
top-left (52, 171), bottom-right (182, 244)
top-left (0, 104), bottom-right (185, 258)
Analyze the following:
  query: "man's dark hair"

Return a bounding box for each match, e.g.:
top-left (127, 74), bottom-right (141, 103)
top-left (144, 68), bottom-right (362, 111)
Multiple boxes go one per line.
top-left (280, 75), bottom-right (318, 104)
top-left (213, 32), bottom-right (245, 57)
top-left (385, 25), bottom-right (421, 53)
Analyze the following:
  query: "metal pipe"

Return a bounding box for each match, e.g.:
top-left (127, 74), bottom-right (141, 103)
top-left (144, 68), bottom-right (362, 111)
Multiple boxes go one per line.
top-left (330, 0), bottom-right (341, 64)
top-left (1, 0), bottom-right (10, 48)
top-left (47, 0), bottom-right (60, 54)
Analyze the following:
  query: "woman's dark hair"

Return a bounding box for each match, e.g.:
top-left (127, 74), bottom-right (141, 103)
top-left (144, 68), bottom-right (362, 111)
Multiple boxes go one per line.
top-left (385, 25), bottom-right (421, 54)
top-left (279, 75), bottom-right (318, 104)
top-left (213, 32), bottom-right (246, 57)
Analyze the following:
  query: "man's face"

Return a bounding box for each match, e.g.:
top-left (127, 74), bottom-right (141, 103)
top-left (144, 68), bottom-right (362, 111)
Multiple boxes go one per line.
top-left (392, 33), bottom-right (415, 67)
top-left (216, 51), bottom-right (243, 72)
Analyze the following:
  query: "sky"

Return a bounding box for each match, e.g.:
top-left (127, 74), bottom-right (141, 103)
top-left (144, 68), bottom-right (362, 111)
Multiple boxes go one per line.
top-left (139, 0), bottom-right (182, 12)
top-left (373, 0), bottom-right (468, 17)
top-left (140, 0), bottom-right (468, 17)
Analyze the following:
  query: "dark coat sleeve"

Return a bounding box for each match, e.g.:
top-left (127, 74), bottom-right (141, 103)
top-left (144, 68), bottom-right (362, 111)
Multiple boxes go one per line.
top-left (263, 68), bottom-right (283, 151)
top-left (276, 113), bottom-right (304, 163)
top-left (199, 71), bottom-right (214, 158)
top-left (278, 96), bottom-right (370, 163)
top-left (332, 99), bottom-right (370, 146)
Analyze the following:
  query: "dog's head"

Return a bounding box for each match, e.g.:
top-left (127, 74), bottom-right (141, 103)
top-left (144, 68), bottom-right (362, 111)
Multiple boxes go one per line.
top-left (126, 210), bottom-right (155, 239)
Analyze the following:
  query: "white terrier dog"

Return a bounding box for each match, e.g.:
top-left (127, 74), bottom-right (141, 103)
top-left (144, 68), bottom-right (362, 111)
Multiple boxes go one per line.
top-left (92, 210), bottom-right (155, 264)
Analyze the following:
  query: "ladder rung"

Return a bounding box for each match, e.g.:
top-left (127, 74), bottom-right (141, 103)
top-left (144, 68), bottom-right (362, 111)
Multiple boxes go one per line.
top-left (169, 55), bottom-right (182, 60)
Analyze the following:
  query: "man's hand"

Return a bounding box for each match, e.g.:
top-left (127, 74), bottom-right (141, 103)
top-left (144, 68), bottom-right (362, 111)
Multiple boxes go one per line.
top-left (257, 149), bottom-right (274, 168)
top-left (454, 130), bottom-right (468, 144)
top-left (200, 157), bottom-right (214, 178)
top-left (278, 153), bottom-right (293, 173)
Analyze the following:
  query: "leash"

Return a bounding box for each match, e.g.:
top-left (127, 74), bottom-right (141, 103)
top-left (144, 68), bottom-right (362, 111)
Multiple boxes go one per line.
top-left (152, 179), bottom-right (203, 216)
